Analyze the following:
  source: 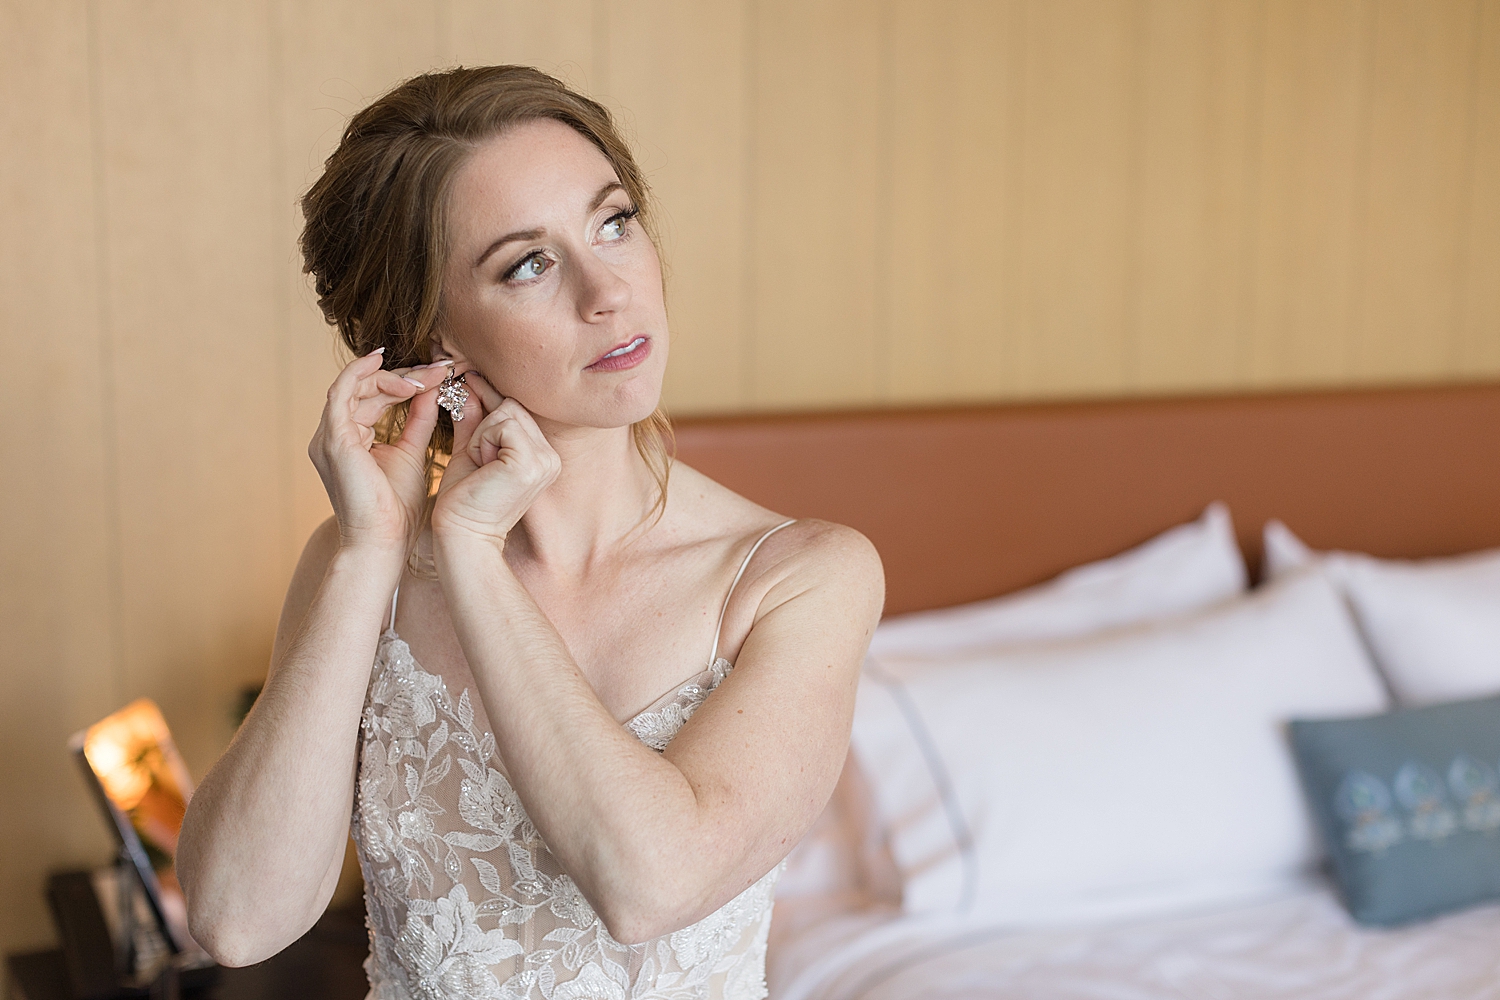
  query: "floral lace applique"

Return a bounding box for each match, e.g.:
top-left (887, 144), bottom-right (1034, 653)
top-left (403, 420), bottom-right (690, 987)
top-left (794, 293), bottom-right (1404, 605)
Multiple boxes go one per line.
top-left (355, 634), bottom-right (781, 1000)
top-left (626, 660), bottom-right (732, 753)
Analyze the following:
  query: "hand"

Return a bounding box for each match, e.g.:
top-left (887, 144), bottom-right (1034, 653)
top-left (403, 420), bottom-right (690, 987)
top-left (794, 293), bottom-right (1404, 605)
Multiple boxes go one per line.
top-left (430, 370), bottom-right (561, 548)
top-left (308, 349), bottom-right (449, 554)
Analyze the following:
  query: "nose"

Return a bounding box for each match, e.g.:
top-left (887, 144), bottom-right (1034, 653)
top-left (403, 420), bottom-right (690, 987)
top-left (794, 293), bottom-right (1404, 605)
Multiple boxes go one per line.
top-left (574, 248), bottom-right (632, 322)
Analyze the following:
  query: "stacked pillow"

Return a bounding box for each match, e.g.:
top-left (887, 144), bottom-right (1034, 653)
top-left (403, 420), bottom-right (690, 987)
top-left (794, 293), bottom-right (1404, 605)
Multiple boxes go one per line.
top-left (854, 569), bottom-right (1387, 925)
top-left (776, 504), bottom-right (1249, 918)
top-left (1263, 521), bottom-right (1500, 705)
top-left (1265, 522), bottom-right (1500, 924)
top-left (869, 502), bottom-right (1247, 657)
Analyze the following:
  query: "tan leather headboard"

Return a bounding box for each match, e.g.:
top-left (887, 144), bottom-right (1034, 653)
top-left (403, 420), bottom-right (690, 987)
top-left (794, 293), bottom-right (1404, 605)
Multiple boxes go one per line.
top-left (674, 383), bottom-right (1500, 616)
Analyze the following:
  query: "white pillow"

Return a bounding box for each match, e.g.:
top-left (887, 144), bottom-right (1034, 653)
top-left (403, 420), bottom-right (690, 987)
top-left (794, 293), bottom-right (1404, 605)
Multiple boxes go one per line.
top-left (868, 502), bottom-right (1247, 658)
top-left (1264, 520), bottom-right (1500, 706)
top-left (778, 504), bottom-right (1248, 914)
top-left (850, 570), bottom-right (1388, 927)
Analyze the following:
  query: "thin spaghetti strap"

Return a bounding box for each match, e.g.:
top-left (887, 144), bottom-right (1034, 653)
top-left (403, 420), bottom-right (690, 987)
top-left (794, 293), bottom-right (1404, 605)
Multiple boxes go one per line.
top-left (385, 582), bottom-right (401, 636)
top-left (709, 519), bottom-right (797, 665)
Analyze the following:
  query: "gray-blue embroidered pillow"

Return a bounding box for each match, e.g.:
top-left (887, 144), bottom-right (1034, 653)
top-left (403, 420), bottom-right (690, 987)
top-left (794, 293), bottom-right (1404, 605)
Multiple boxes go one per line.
top-left (1289, 694), bottom-right (1500, 926)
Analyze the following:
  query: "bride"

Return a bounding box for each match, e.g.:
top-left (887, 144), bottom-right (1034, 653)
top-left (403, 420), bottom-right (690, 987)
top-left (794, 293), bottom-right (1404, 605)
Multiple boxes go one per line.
top-left (176, 65), bottom-right (883, 1000)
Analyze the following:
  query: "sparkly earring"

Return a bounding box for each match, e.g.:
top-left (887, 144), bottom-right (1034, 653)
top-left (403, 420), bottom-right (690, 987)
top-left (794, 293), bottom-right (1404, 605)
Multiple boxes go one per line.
top-left (436, 369), bottom-right (469, 421)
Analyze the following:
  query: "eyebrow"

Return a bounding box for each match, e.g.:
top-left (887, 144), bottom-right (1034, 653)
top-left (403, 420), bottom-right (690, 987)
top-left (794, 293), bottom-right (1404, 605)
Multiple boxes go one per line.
top-left (473, 181), bottom-right (626, 269)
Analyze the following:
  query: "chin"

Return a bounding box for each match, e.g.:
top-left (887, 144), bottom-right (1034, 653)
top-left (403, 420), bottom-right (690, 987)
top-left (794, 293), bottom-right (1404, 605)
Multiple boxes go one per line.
top-left (613, 395), bottom-right (666, 429)
top-left (597, 372), bottom-right (667, 428)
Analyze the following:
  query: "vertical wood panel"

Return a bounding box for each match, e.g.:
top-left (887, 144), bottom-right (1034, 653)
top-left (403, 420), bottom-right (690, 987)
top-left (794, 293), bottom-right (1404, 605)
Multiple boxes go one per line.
top-left (1353, 0), bottom-right (1479, 380)
top-left (610, 1), bottom-right (750, 415)
top-left (750, 0), bottom-right (881, 409)
top-left (274, 1), bottom-right (445, 578)
top-left (0, 0), bottom-right (117, 953)
top-left (1458, 0), bottom-right (1500, 372)
top-left (94, 0), bottom-right (285, 774)
top-left (1133, 0), bottom-right (1261, 392)
top-left (1013, 0), bottom-right (1141, 397)
top-left (1247, 0), bottom-right (1372, 385)
top-left (882, 0), bottom-right (1023, 403)
top-left (444, 0), bottom-right (595, 87)
top-left (276, 0), bottom-right (443, 185)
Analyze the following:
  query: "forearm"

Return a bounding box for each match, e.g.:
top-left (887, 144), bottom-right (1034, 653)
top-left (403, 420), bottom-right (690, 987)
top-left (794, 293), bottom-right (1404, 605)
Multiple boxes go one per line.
top-left (434, 537), bottom-right (711, 936)
top-left (177, 545), bottom-right (401, 962)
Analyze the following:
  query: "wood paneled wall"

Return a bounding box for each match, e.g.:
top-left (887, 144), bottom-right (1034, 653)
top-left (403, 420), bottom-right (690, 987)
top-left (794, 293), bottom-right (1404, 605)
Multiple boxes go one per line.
top-left (1, 0), bottom-right (1496, 955)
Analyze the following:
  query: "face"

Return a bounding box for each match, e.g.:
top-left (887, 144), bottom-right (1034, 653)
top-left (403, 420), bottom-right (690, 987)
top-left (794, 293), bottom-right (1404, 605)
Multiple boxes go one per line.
top-left (436, 119), bottom-right (668, 430)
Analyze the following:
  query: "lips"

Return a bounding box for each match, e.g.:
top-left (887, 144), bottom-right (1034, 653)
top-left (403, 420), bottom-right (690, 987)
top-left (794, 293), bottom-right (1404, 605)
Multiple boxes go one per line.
top-left (586, 336), bottom-right (652, 372)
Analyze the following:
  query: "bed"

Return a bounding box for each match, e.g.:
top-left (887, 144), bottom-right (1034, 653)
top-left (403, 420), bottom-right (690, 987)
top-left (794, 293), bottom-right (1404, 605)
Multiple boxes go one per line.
top-left (761, 886), bottom-right (1500, 1000)
top-left (674, 382), bottom-right (1500, 1000)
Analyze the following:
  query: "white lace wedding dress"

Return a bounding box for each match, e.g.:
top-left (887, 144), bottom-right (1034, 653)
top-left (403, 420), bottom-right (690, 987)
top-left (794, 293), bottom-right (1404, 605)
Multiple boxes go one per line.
top-left (353, 521), bottom-right (796, 1000)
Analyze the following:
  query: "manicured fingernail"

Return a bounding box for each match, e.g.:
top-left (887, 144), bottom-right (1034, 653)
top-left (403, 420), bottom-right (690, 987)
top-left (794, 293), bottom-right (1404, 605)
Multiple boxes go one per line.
top-left (367, 346), bottom-right (385, 356)
top-left (402, 376), bottom-right (425, 389)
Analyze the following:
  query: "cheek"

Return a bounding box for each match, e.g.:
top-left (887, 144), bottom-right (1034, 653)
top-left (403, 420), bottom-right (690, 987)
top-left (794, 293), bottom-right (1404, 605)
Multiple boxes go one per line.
top-left (635, 245), bottom-right (666, 297)
top-left (486, 334), bottom-right (571, 397)
top-left (459, 291), bottom-right (567, 369)
top-left (623, 253), bottom-right (669, 329)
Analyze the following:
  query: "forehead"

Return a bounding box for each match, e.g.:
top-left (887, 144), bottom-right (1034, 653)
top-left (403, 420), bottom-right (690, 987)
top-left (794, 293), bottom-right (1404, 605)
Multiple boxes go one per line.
top-left (447, 119), bottom-right (621, 242)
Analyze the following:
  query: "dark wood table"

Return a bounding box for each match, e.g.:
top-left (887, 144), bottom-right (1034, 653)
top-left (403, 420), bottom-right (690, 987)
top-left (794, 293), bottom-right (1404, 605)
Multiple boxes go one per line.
top-left (6, 906), bottom-right (369, 1000)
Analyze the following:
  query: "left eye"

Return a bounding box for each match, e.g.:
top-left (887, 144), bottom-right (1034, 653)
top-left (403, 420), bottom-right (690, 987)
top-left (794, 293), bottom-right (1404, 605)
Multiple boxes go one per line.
top-left (511, 253), bottom-right (549, 281)
top-left (600, 214), bottom-right (628, 241)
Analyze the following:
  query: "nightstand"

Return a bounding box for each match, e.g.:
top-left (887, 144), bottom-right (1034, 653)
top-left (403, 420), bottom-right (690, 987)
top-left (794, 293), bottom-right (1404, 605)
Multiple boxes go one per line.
top-left (6, 904), bottom-right (367, 1000)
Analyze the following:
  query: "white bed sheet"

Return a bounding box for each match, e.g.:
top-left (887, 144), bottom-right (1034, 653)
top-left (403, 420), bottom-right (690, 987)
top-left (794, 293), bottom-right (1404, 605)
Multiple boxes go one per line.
top-left (770, 880), bottom-right (1500, 1000)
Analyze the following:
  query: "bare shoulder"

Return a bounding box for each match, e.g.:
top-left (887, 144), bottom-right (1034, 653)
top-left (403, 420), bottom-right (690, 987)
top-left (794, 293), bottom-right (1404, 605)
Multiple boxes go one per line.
top-left (755, 518), bottom-right (885, 615)
top-left (711, 518), bottom-right (884, 684)
top-left (668, 461), bottom-right (883, 598)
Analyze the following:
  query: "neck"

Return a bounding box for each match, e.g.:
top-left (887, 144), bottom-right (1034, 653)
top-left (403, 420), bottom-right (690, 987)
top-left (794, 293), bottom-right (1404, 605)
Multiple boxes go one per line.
top-left (504, 419), bottom-right (660, 577)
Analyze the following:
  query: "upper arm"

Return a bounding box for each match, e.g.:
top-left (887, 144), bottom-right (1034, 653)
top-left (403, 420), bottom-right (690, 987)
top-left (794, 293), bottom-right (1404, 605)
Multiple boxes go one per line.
top-left (664, 521), bottom-right (884, 899)
top-left (269, 515), bottom-right (344, 674)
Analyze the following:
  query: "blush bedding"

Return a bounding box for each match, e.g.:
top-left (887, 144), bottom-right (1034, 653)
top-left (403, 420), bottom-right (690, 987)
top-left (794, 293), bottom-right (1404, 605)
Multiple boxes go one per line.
top-left (769, 881), bottom-right (1500, 1000)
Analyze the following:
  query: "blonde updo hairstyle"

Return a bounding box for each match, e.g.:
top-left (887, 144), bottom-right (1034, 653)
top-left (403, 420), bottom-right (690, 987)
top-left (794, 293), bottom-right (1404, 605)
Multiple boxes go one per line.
top-left (299, 65), bottom-right (673, 506)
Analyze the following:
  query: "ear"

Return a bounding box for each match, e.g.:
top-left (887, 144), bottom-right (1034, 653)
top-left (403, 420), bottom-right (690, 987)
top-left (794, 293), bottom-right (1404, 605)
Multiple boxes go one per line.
top-left (429, 331), bottom-right (466, 366)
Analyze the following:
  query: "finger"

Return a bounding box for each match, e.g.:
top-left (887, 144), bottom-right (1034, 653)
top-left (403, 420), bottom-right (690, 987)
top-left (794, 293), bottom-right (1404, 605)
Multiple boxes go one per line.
top-left (322, 357), bottom-right (414, 448)
top-left (460, 369), bottom-right (504, 415)
top-left (497, 396), bottom-right (542, 434)
top-left (496, 396), bottom-right (554, 457)
top-left (372, 368), bottom-right (431, 395)
top-left (471, 410), bottom-right (525, 470)
top-left (325, 348), bottom-right (388, 414)
top-left (437, 409), bottom-right (498, 493)
top-left (448, 381), bottom-right (484, 460)
top-left (331, 357), bottom-right (415, 411)
top-left (311, 350), bottom-right (388, 473)
top-left (389, 359), bottom-right (456, 380)
top-left (347, 360), bottom-right (445, 404)
top-left (347, 371), bottom-right (423, 427)
top-left (465, 404), bottom-right (513, 464)
top-left (393, 385), bottom-right (441, 460)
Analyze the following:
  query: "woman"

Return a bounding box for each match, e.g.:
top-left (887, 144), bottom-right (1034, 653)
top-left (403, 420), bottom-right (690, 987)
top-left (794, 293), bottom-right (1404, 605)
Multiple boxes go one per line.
top-left (176, 65), bottom-right (883, 1000)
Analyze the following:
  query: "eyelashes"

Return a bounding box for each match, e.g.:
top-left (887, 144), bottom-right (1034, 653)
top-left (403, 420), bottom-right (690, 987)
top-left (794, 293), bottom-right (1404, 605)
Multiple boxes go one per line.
top-left (502, 205), bottom-right (641, 284)
top-left (506, 251), bottom-right (552, 282)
